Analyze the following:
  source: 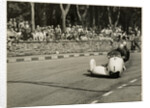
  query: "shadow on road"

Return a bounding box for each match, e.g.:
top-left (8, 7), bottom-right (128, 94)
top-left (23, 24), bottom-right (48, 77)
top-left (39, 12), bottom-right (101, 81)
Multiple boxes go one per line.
top-left (7, 80), bottom-right (108, 93)
top-left (84, 70), bottom-right (120, 79)
top-left (83, 73), bottom-right (114, 79)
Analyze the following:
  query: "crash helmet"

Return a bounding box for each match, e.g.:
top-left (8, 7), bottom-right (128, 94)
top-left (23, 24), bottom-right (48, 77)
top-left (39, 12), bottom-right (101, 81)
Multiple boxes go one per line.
top-left (123, 41), bottom-right (127, 46)
top-left (118, 43), bottom-right (124, 49)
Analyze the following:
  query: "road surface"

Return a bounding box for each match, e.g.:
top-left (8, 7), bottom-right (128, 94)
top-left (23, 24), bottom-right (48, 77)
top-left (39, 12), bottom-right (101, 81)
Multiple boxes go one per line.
top-left (7, 53), bottom-right (142, 107)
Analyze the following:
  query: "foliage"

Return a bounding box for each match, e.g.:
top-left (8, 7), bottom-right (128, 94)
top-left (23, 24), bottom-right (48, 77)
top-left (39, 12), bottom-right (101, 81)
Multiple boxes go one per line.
top-left (7, 1), bottom-right (141, 32)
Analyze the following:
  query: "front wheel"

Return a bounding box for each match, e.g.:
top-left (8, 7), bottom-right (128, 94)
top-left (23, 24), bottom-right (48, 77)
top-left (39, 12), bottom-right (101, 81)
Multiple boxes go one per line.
top-left (116, 72), bottom-right (121, 78)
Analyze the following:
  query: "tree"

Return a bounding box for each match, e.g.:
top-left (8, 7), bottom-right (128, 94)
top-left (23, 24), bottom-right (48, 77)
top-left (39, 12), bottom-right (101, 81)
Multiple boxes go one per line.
top-left (107, 7), bottom-right (120, 28)
top-left (60, 4), bottom-right (71, 32)
top-left (7, 1), bottom-right (141, 33)
top-left (76, 5), bottom-right (89, 26)
top-left (7, 2), bottom-right (30, 20)
top-left (30, 2), bottom-right (35, 30)
top-left (92, 6), bottom-right (96, 27)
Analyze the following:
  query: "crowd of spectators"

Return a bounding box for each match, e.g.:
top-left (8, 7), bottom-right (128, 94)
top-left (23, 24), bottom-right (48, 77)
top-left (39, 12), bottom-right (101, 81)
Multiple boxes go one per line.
top-left (7, 18), bottom-right (141, 46)
top-left (7, 18), bottom-right (31, 41)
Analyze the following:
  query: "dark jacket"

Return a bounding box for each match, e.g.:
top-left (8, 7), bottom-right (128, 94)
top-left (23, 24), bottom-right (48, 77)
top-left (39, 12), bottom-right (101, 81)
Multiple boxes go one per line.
top-left (108, 47), bottom-right (130, 62)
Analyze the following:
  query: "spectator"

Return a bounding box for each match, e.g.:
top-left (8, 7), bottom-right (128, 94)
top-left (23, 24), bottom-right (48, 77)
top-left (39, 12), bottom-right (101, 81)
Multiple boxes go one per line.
top-left (13, 18), bottom-right (17, 28)
top-left (55, 25), bottom-right (61, 40)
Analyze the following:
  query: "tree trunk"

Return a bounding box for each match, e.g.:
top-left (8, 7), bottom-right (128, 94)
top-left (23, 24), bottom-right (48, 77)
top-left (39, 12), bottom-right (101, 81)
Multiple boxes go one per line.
top-left (92, 6), bottom-right (95, 27)
top-left (41, 4), bottom-right (47, 26)
top-left (60, 4), bottom-right (70, 32)
top-left (107, 7), bottom-right (112, 27)
top-left (31, 2), bottom-right (35, 30)
top-left (114, 7), bottom-right (120, 27)
top-left (76, 5), bottom-right (82, 23)
top-left (76, 5), bottom-right (89, 27)
top-left (107, 7), bottom-right (120, 28)
top-left (62, 13), bottom-right (66, 32)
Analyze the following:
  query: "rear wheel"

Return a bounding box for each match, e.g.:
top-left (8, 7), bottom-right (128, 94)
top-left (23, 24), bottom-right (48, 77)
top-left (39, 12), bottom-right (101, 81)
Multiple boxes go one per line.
top-left (109, 71), bottom-right (121, 78)
top-left (116, 72), bottom-right (121, 78)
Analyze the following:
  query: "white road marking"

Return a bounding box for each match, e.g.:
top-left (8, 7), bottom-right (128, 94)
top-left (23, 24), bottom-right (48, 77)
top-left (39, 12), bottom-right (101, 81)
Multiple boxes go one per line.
top-left (103, 91), bottom-right (113, 96)
top-left (74, 54), bottom-right (79, 57)
top-left (94, 53), bottom-right (99, 56)
top-left (117, 84), bottom-right (127, 89)
top-left (130, 79), bottom-right (138, 83)
top-left (51, 55), bottom-right (58, 59)
top-left (90, 100), bottom-right (99, 104)
top-left (84, 53), bottom-right (90, 56)
top-left (24, 57), bottom-right (31, 61)
top-left (38, 56), bottom-right (45, 60)
top-left (117, 86), bottom-right (123, 89)
top-left (64, 55), bottom-right (69, 58)
top-left (91, 79), bottom-right (139, 103)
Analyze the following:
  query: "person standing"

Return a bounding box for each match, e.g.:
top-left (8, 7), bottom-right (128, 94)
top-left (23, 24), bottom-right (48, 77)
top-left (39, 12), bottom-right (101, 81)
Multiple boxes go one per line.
top-left (129, 27), bottom-right (141, 51)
